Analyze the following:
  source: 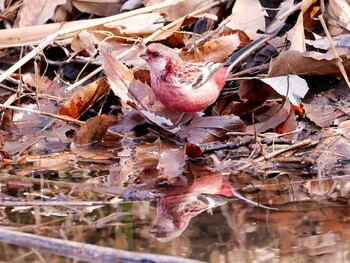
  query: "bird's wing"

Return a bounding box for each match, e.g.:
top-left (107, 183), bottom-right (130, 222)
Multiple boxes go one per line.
top-left (178, 62), bottom-right (223, 91)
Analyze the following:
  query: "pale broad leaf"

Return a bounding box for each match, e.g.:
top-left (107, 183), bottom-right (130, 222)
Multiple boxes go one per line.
top-left (16, 0), bottom-right (67, 27)
top-left (261, 75), bottom-right (309, 106)
top-left (225, 0), bottom-right (267, 39)
top-left (99, 43), bottom-right (134, 103)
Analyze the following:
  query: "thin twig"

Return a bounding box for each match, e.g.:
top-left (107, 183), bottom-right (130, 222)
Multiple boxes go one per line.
top-left (0, 103), bottom-right (84, 125)
top-left (0, 228), bottom-right (205, 263)
top-left (318, 14), bottom-right (350, 89)
top-left (238, 139), bottom-right (318, 171)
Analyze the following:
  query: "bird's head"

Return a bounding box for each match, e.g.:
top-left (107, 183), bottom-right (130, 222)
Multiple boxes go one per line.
top-left (140, 43), bottom-right (181, 76)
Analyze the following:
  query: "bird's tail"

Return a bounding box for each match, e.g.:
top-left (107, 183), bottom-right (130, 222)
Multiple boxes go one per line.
top-left (224, 35), bottom-right (273, 79)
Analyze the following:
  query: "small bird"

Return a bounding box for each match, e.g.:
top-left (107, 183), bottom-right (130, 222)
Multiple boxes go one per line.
top-left (140, 37), bottom-right (269, 112)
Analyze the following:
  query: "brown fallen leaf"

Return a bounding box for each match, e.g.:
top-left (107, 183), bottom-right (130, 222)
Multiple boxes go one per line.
top-left (73, 114), bottom-right (118, 146)
top-left (72, 0), bottom-right (124, 16)
top-left (275, 109), bottom-right (298, 140)
top-left (268, 50), bottom-right (350, 77)
top-left (313, 120), bottom-right (350, 179)
top-left (224, 0), bottom-right (267, 39)
top-left (99, 43), bottom-right (134, 104)
top-left (120, 0), bottom-right (143, 12)
top-left (303, 84), bottom-right (350, 128)
top-left (328, 0), bottom-right (350, 35)
top-left (286, 0), bottom-right (319, 52)
top-left (201, 34), bottom-right (241, 62)
top-left (248, 99), bottom-right (292, 133)
top-left (303, 103), bottom-right (346, 128)
top-left (305, 34), bottom-right (350, 51)
top-left (144, 0), bottom-right (217, 21)
top-left (15, 0), bottom-right (67, 27)
top-left (59, 78), bottom-right (110, 119)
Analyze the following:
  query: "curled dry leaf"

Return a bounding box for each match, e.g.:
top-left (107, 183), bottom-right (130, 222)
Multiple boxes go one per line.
top-left (224, 0), bottom-right (267, 39)
top-left (144, 0), bottom-right (217, 21)
top-left (99, 43), bottom-right (134, 104)
top-left (328, 0), bottom-right (350, 34)
top-left (268, 50), bottom-right (350, 77)
top-left (120, 0), bottom-right (143, 12)
top-left (286, 0), bottom-right (319, 52)
top-left (15, 0), bottom-right (67, 27)
top-left (59, 78), bottom-right (110, 119)
top-left (74, 30), bottom-right (98, 56)
top-left (185, 143), bottom-right (204, 158)
top-left (72, 0), bottom-right (124, 16)
top-left (249, 99), bottom-right (292, 133)
top-left (21, 73), bottom-right (53, 93)
top-left (201, 34), bottom-right (241, 62)
top-left (73, 114), bottom-right (118, 146)
top-left (53, 0), bottom-right (76, 22)
top-left (275, 109), bottom-right (298, 140)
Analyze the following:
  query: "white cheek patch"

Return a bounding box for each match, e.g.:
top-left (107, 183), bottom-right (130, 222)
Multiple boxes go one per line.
top-left (149, 59), bottom-right (168, 78)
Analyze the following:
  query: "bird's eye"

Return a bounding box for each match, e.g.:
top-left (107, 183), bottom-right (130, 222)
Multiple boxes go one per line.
top-left (153, 52), bottom-right (159, 57)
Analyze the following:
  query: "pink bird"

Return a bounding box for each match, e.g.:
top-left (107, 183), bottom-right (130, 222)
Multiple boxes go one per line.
top-left (140, 37), bottom-right (269, 112)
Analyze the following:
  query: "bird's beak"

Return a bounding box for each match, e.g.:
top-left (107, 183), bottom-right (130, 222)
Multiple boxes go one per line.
top-left (140, 51), bottom-right (149, 61)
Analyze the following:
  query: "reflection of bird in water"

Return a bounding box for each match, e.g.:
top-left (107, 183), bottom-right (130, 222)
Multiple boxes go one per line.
top-left (149, 171), bottom-right (276, 242)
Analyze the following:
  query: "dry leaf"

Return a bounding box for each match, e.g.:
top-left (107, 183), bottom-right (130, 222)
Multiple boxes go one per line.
top-left (72, 0), bottom-right (124, 16)
top-left (250, 100), bottom-right (292, 133)
top-left (303, 103), bottom-right (345, 127)
top-left (303, 84), bottom-right (350, 128)
top-left (120, 0), bottom-right (143, 12)
top-left (261, 75), bottom-right (309, 106)
top-left (314, 121), bottom-right (350, 178)
top-left (328, 0), bottom-right (350, 33)
top-left (73, 114), bottom-right (118, 146)
top-left (287, 0), bottom-right (318, 52)
top-left (99, 43), bottom-right (134, 104)
top-left (201, 34), bottom-right (241, 62)
top-left (16, 0), bottom-right (67, 27)
top-left (74, 30), bottom-right (98, 55)
top-left (268, 50), bottom-right (350, 77)
top-left (145, 0), bottom-right (216, 21)
top-left (224, 0), bottom-right (267, 39)
top-left (59, 78), bottom-right (110, 119)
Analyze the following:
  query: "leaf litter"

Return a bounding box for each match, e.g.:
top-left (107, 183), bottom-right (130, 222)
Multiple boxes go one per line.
top-left (1, 0), bottom-right (350, 262)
